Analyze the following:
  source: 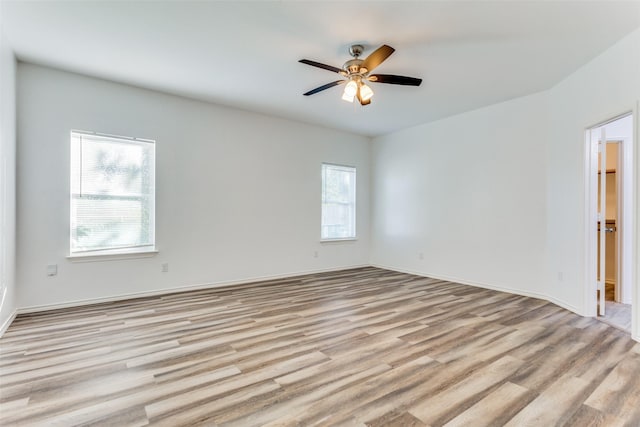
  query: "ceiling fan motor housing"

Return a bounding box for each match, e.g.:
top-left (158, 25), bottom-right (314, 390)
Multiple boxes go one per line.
top-left (343, 59), bottom-right (365, 75)
top-left (345, 44), bottom-right (366, 74)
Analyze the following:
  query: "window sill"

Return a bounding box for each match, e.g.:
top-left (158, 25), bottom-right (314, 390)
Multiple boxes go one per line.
top-left (67, 247), bottom-right (158, 263)
top-left (320, 238), bottom-right (358, 244)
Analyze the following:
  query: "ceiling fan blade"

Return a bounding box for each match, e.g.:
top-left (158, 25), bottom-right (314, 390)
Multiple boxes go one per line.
top-left (303, 80), bottom-right (345, 96)
top-left (299, 59), bottom-right (344, 74)
top-left (368, 74), bottom-right (422, 86)
top-left (360, 45), bottom-right (395, 73)
top-left (356, 86), bottom-right (371, 106)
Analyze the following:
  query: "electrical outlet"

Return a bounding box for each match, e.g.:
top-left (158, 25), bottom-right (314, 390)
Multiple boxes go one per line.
top-left (161, 263), bottom-right (169, 273)
top-left (558, 272), bottom-right (563, 281)
top-left (419, 252), bottom-right (424, 260)
top-left (313, 251), bottom-right (319, 258)
top-left (46, 264), bottom-right (57, 276)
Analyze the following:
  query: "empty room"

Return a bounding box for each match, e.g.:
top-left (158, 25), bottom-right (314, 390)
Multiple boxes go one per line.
top-left (1, 1), bottom-right (639, 425)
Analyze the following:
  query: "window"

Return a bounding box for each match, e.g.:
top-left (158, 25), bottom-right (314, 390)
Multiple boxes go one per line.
top-left (321, 163), bottom-right (356, 240)
top-left (70, 131), bottom-right (155, 254)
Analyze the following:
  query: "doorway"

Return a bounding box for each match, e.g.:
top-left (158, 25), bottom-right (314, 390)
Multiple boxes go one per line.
top-left (586, 113), bottom-right (634, 333)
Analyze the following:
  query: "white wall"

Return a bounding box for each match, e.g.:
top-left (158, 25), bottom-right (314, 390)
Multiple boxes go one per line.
top-left (0, 23), bottom-right (17, 333)
top-left (16, 63), bottom-right (370, 309)
top-left (545, 28), bottom-right (640, 339)
top-left (371, 92), bottom-right (550, 301)
top-left (371, 28), bottom-right (640, 340)
top-left (11, 29), bottom-right (640, 341)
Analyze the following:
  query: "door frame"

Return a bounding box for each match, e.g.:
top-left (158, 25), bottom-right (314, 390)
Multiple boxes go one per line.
top-left (635, 102), bottom-right (639, 342)
top-left (584, 110), bottom-right (636, 340)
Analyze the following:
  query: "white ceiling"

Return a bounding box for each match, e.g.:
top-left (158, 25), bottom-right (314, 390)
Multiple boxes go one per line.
top-left (2, 1), bottom-right (639, 137)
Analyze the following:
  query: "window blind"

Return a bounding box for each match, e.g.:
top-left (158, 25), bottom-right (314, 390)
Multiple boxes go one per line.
top-left (70, 131), bottom-right (155, 253)
top-left (321, 163), bottom-right (356, 240)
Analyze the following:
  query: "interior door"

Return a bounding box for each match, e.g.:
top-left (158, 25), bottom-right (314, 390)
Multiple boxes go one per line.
top-left (598, 127), bottom-right (607, 316)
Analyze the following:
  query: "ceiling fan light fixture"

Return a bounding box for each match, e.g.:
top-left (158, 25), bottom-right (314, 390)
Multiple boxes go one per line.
top-left (360, 83), bottom-right (374, 101)
top-left (341, 91), bottom-right (355, 103)
top-left (343, 80), bottom-right (358, 97)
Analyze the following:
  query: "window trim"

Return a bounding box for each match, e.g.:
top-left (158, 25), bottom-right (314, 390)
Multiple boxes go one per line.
top-left (320, 237), bottom-right (358, 243)
top-left (69, 130), bottom-right (156, 256)
top-left (321, 162), bottom-right (357, 241)
top-left (67, 246), bottom-right (158, 262)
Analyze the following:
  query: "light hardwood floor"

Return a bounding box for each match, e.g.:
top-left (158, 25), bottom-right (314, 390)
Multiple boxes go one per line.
top-left (1, 267), bottom-right (639, 426)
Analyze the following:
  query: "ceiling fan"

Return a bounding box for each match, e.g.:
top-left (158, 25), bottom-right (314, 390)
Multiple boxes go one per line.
top-left (299, 44), bottom-right (422, 106)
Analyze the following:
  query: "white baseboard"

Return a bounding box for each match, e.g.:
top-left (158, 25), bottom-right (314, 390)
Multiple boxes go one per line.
top-left (16, 263), bottom-right (585, 317)
top-left (9, 263), bottom-right (637, 343)
top-left (371, 263), bottom-right (585, 316)
top-left (17, 264), bottom-right (370, 314)
top-left (0, 309), bottom-right (17, 337)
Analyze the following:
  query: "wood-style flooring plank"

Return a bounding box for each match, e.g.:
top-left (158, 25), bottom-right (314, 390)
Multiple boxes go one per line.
top-left (1, 266), bottom-right (639, 426)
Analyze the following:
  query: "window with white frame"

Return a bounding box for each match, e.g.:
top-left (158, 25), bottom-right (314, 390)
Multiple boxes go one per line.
top-left (70, 131), bottom-right (155, 254)
top-left (321, 163), bottom-right (356, 240)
